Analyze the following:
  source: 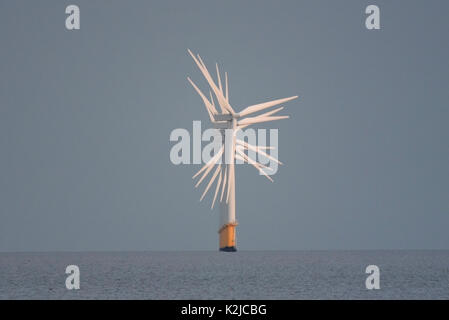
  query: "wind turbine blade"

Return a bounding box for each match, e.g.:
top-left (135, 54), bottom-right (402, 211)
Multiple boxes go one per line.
top-left (197, 54), bottom-right (206, 69)
top-left (195, 52), bottom-right (226, 112)
top-left (235, 154), bottom-right (245, 161)
top-left (258, 168), bottom-right (274, 182)
top-left (195, 161), bottom-right (217, 188)
top-left (209, 91), bottom-right (218, 114)
top-left (220, 165), bottom-right (227, 202)
top-left (238, 115), bottom-right (289, 126)
top-left (216, 63), bottom-right (223, 95)
top-left (236, 139), bottom-right (282, 165)
top-left (188, 49), bottom-right (235, 115)
top-left (196, 54), bottom-right (207, 71)
top-left (192, 146), bottom-right (224, 179)
top-left (236, 149), bottom-right (274, 182)
top-left (236, 139), bottom-right (274, 150)
top-left (211, 168), bottom-right (222, 209)
top-left (236, 148), bottom-right (272, 171)
top-left (187, 77), bottom-right (216, 122)
top-left (255, 148), bottom-right (282, 165)
top-left (225, 72), bottom-right (229, 102)
top-left (200, 164), bottom-right (221, 201)
top-left (238, 96), bottom-right (298, 117)
top-left (236, 124), bottom-right (249, 131)
top-left (236, 108), bottom-right (285, 129)
top-left (198, 58), bottom-right (234, 115)
top-left (188, 49), bottom-right (204, 71)
top-left (256, 106), bottom-right (284, 118)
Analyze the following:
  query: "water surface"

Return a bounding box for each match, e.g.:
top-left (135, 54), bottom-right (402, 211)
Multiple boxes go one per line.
top-left (1, 251), bottom-right (448, 299)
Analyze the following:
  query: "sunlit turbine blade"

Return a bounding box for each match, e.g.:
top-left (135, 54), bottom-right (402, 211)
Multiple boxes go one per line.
top-left (209, 91), bottom-right (218, 114)
top-left (225, 72), bottom-right (229, 102)
top-left (235, 153), bottom-right (272, 171)
top-left (234, 154), bottom-right (246, 163)
top-left (200, 164), bottom-right (221, 201)
top-left (257, 168), bottom-right (274, 182)
top-left (196, 54), bottom-right (207, 71)
top-left (220, 165), bottom-right (227, 202)
top-left (216, 63), bottom-right (223, 95)
top-left (238, 96), bottom-right (298, 117)
top-left (236, 148), bottom-right (272, 171)
top-left (188, 49), bottom-right (235, 115)
top-left (235, 153), bottom-right (272, 173)
top-left (193, 161), bottom-right (212, 180)
top-left (196, 160), bottom-right (218, 188)
top-left (221, 100), bottom-right (235, 115)
top-left (194, 51), bottom-right (227, 114)
top-left (236, 149), bottom-right (274, 182)
top-left (238, 115), bottom-right (289, 126)
top-left (192, 146), bottom-right (224, 179)
top-left (197, 54), bottom-right (206, 69)
top-left (256, 106), bottom-right (284, 118)
top-left (236, 139), bottom-right (274, 150)
top-left (187, 76), bottom-right (215, 114)
top-left (211, 168), bottom-right (222, 209)
top-left (187, 77), bottom-right (216, 122)
top-left (236, 124), bottom-right (249, 131)
top-left (188, 49), bottom-right (208, 79)
top-left (236, 139), bottom-right (282, 165)
top-left (236, 108), bottom-right (284, 130)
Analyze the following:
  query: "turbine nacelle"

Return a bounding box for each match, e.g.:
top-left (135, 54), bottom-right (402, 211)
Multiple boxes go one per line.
top-left (213, 114), bottom-right (234, 121)
top-left (212, 114), bottom-right (234, 129)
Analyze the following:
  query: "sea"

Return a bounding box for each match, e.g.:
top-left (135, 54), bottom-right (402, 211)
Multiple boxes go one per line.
top-left (1, 251), bottom-right (448, 299)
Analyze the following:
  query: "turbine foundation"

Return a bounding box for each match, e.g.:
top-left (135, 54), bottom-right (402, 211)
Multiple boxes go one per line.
top-left (218, 222), bottom-right (237, 252)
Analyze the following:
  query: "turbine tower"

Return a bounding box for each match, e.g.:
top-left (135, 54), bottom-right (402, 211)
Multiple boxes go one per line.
top-left (187, 49), bottom-right (298, 252)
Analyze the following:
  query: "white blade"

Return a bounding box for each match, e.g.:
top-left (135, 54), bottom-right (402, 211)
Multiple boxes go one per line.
top-left (238, 115), bottom-right (289, 126)
top-left (200, 164), bottom-right (221, 201)
top-left (236, 149), bottom-right (273, 182)
top-left (238, 96), bottom-right (298, 117)
top-left (209, 91), bottom-right (218, 114)
top-left (236, 139), bottom-right (274, 150)
top-left (197, 53), bottom-right (206, 69)
top-left (195, 161), bottom-right (217, 188)
top-left (188, 49), bottom-right (235, 115)
top-left (236, 124), bottom-right (249, 131)
top-left (216, 63), bottom-right (223, 95)
top-left (192, 146), bottom-right (224, 180)
top-left (201, 58), bottom-right (234, 115)
top-left (211, 168), bottom-right (222, 209)
top-left (195, 149), bottom-right (224, 188)
top-left (236, 139), bottom-right (282, 165)
top-left (187, 77), bottom-right (216, 122)
top-left (256, 106), bottom-right (284, 118)
top-left (236, 147), bottom-right (273, 171)
top-left (225, 72), bottom-right (229, 102)
top-left (236, 108), bottom-right (284, 130)
top-left (220, 165), bottom-right (227, 202)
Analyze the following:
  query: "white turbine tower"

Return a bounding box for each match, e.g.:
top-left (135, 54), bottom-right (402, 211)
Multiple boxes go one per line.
top-left (187, 49), bottom-right (298, 251)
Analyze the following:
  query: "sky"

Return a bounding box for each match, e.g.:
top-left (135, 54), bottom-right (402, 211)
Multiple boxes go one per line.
top-left (0, 0), bottom-right (448, 251)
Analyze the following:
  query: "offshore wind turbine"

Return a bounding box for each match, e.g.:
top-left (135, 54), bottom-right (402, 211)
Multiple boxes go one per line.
top-left (187, 49), bottom-right (298, 252)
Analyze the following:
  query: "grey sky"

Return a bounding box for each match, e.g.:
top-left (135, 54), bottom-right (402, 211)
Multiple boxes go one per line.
top-left (0, 0), bottom-right (448, 251)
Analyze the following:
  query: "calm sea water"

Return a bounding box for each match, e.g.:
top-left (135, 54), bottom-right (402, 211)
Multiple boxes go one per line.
top-left (1, 251), bottom-right (448, 299)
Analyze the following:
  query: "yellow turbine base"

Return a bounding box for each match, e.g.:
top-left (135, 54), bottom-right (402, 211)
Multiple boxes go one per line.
top-left (218, 222), bottom-right (238, 251)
